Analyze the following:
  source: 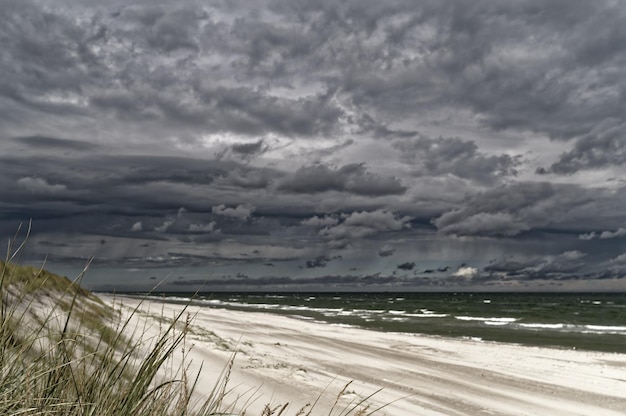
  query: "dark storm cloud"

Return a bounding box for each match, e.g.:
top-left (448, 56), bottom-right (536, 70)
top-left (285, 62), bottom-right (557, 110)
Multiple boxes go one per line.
top-left (433, 182), bottom-right (600, 237)
top-left (13, 135), bottom-right (98, 151)
top-left (353, 113), bottom-right (419, 140)
top-left (0, 153), bottom-right (242, 238)
top-left (0, 0), bottom-right (108, 120)
top-left (548, 119), bottom-right (626, 174)
top-left (393, 135), bottom-right (520, 184)
top-left (481, 251), bottom-right (603, 283)
top-left (0, 154), bottom-right (232, 203)
top-left (396, 262), bottom-right (415, 271)
top-left (231, 140), bottom-right (267, 157)
top-left (278, 163), bottom-right (406, 196)
top-left (2, 1), bottom-right (624, 162)
top-left (271, 0), bottom-right (625, 173)
top-left (304, 256), bottom-right (330, 269)
top-left (118, 5), bottom-right (207, 53)
top-left (213, 168), bottom-right (274, 190)
top-left (90, 84), bottom-right (344, 138)
top-left (536, 251), bottom-right (587, 274)
top-left (2, 1), bottom-right (625, 148)
top-left (432, 2), bottom-right (626, 145)
top-left (303, 209), bottom-right (412, 249)
top-left (2, 0), bottom-right (626, 290)
top-left (484, 258), bottom-right (545, 274)
top-left (1, 0), bottom-right (345, 138)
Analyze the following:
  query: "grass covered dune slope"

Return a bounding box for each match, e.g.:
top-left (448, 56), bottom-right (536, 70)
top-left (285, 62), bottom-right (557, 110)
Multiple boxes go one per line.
top-left (0, 259), bottom-right (208, 415)
top-left (3, 253), bottom-right (626, 415)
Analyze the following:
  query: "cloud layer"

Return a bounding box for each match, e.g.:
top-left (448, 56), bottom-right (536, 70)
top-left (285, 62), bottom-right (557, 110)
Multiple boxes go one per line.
top-left (1, 0), bottom-right (625, 290)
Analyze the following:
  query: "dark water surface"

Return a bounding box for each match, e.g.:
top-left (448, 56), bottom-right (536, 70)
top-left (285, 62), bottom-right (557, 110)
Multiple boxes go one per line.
top-left (123, 292), bottom-right (626, 353)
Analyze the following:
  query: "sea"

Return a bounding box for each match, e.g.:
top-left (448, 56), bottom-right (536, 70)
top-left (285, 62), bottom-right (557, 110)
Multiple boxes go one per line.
top-left (128, 292), bottom-right (626, 354)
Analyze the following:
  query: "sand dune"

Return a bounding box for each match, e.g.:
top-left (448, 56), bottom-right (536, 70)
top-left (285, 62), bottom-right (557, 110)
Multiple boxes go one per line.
top-left (101, 295), bottom-right (626, 416)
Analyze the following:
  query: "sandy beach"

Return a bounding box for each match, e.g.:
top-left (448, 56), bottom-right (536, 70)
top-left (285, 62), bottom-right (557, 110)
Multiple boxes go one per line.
top-left (101, 295), bottom-right (626, 416)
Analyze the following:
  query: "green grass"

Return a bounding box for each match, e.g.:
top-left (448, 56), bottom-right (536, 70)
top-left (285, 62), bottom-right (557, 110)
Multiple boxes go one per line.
top-left (0, 259), bottom-right (91, 296)
top-left (0, 226), bottom-right (387, 416)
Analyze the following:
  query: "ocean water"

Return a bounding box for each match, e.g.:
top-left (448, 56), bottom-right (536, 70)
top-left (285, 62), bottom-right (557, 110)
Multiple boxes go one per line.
top-left (134, 292), bottom-right (626, 353)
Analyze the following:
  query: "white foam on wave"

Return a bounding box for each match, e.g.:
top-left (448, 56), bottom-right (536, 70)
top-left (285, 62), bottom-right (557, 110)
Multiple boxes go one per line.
top-left (145, 295), bottom-right (192, 303)
top-left (584, 325), bottom-right (626, 333)
top-left (388, 310), bottom-right (406, 315)
top-left (520, 323), bottom-right (564, 329)
top-left (455, 316), bottom-right (517, 323)
top-left (383, 317), bottom-right (409, 322)
top-left (405, 313), bottom-right (449, 318)
top-left (485, 321), bottom-right (511, 326)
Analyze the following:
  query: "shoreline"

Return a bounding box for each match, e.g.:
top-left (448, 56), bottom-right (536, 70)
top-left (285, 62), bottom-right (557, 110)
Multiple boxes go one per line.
top-left (101, 294), bottom-right (626, 416)
top-left (109, 292), bottom-right (626, 354)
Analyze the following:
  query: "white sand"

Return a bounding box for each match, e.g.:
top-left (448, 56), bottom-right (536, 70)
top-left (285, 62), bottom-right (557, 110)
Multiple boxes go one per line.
top-left (100, 295), bottom-right (626, 416)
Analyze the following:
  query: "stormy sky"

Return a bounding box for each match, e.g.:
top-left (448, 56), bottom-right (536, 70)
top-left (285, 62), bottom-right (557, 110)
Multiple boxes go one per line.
top-left (2, 0), bottom-right (626, 291)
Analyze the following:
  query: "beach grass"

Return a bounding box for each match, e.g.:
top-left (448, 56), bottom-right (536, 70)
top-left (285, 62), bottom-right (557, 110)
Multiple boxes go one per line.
top-left (0, 226), bottom-right (382, 416)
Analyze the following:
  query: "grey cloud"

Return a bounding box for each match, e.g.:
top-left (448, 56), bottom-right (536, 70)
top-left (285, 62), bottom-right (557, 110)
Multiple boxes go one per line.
top-left (437, 212), bottom-right (529, 237)
top-left (198, 87), bottom-right (344, 137)
top-left (286, 1), bottom-right (626, 170)
top-left (211, 204), bottom-right (255, 221)
top-left (378, 244), bottom-right (395, 257)
top-left (119, 5), bottom-right (208, 53)
top-left (231, 140), bottom-right (267, 156)
top-left (316, 209), bottom-right (412, 248)
top-left (0, 1), bottom-right (345, 140)
top-left (548, 119), bottom-right (626, 174)
top-left (278, 163), bottom-right (406, 196)
top-left (431, 2), bottom-right (626, 141)
top-left (483, 251), bottom-right (591, 281)
top-left (394, 135), bottom-right (519, 184)
top-left (484, 258), bottom-right (545, 274)
top-left (0, 1), bottom-right (105, 112)
top-left (214, 168), bottom-right (275, 190)
top-left (452, 266), bottom-right (479, 279)
top-left (355, 113), bottom-right (419, 139)
top-left (188, 222), bottom-right (218, 233)
top-left (301, 216), bottom-right (339, 227)
top-left (536, 251), bottom-right (587, 275)
top-left (13, 135), bottom-right (98, 151)
top-left (578, 227), bottom-right (626, 240)
top-left (17, 177), bottom-right (67, 194)
top-left (610, 253), bottom-right (626, 265)
top-left (433, 182), bottom-right (598, 237)
top-left (2, 0), bottom-right (625, 290)
top-left (0, 154), bottom-right (248, 235)
top-left (396, 262), bottom-right (415, 271)
top-left (578, 232), bottom-right (596, 241)
top-left (3, 0), bottom-right (625, 149)
top-left (599, 228), bottom-right (626, 239)
top-left (304, 256), bottom-right (330, 269)
top-left (226, 15), bottom-right (317, 78)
